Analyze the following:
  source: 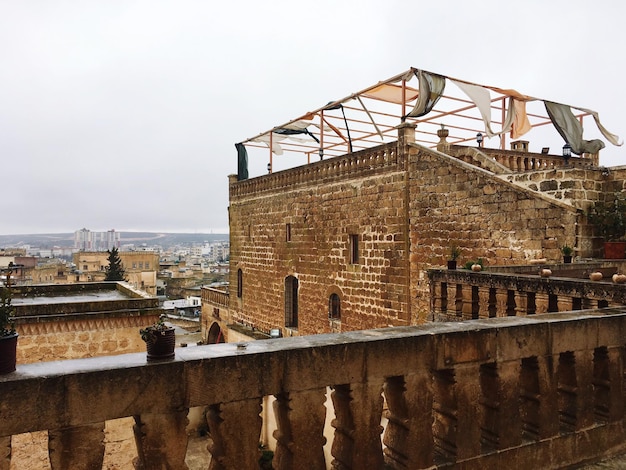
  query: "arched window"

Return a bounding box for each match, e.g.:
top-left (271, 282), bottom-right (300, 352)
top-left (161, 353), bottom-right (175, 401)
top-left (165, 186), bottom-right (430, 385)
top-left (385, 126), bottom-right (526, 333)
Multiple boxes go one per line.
top-left (285, 275), bottom-right (299, 328)
top-left (237, 269), bottom-right (243, 298)
top-left (329, 293), bottom-right (341, 320)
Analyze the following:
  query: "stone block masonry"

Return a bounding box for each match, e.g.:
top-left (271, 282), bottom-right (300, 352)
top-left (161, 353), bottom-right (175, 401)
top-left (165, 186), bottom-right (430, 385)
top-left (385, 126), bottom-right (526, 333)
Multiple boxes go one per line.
top-left (229, 125), bottom-right (601, 333)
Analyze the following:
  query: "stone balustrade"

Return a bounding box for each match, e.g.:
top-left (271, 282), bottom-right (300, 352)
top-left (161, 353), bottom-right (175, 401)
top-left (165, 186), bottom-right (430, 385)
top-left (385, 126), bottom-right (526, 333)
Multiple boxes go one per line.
top-left (428, 268), bottom-right (626, 321)
top-left (446, 144), bottom-right (596, 173)
top-left (3, 309), bottom-right (626, 469)
top-left (201, 286), bottom-right (229, 309)
top-left (230, 142), bottom-right (398, 198)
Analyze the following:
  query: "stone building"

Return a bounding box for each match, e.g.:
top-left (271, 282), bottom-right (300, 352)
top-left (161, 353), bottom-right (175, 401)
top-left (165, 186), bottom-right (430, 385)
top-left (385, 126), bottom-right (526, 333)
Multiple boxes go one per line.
top-left (222, 67), bottom-right (624, 340)
top-left (73, 250), bottom-right (159, 294)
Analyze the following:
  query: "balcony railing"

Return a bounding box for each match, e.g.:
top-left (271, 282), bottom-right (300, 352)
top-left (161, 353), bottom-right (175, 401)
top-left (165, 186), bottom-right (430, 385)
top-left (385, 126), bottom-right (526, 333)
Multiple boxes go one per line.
top-left (2, 309), bottom-right (626, 469)
top-left (201, 286), bottom-right (229, 309)
top-left (446, 144), bottom-right (596, 173)
top-left (428, 268), bottom-right (626, 321)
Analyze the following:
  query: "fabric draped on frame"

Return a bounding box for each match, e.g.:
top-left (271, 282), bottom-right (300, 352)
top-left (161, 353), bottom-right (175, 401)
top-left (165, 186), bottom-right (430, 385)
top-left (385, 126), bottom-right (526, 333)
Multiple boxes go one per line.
top-left (235, 143), bottom-right (248, 181)
top-left (451, 79), bottom-right (497, 137)
top-left (510, 98), bottom-right (532, 139)
top-left (544, 101), bottom-right (606, 155)
top-left (405, 70), bottom-right (446, 118)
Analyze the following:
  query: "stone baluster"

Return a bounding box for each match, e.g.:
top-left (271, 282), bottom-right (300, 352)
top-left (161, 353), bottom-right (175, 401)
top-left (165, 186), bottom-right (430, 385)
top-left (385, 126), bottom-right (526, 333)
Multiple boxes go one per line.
top-left (454, 365), bottom-right (483, 459)
top-left (133, 410), bottom-right (189, 470)
top-left (445, 284), bottom-right (459, 318)
top-left (605, 348), bottom-right (624, 422)
top-left (330, 380), bottom-right (384, 470)
top-left (494, 289), bottom-right (508, 318)
top-left (574, 350), bottom-right (595, 429)
top-left (272, 388), bottom-right (327, 470)
top-left (534, 293), bottom-right (550, 314)
top-left (493, 361), bottom-right (522, 449)
top-left (0, 436), bottom-right (10, 470)
top-left (382, 372), bottom-right (433, 469)
top-left (556, 295), bottom-right (575, 312)
top-left (431, 281), bottom-right (447, 314)
top-left (557, 351), bottom-right (578, 432)
top-left (536, 356), bottom-right (560, 439)
top-left (514, 291), bottom-right (528, 316)
top-left (48, 423), bottom-right (105, 470)
top-left (477, 287), bottom-right (491, 319)
top-left (206, 398), bottom-right (262, 470)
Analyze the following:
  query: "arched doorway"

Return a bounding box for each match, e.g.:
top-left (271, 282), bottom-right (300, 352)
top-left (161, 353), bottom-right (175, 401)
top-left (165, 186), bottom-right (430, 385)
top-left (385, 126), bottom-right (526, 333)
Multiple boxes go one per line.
top-left (207, 322), bottom-right (225, 344)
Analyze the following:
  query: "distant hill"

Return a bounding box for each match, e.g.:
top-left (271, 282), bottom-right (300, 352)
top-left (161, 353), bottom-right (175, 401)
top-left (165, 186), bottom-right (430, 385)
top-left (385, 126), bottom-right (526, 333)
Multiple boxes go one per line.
top-left (0, 232), bottom-right (229, 249)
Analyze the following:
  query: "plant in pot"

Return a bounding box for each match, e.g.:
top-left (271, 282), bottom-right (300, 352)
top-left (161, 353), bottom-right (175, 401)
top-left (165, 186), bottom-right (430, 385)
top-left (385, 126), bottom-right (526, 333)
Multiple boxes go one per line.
top-left (447, 244), bottom-right (461, 270)
top-left (0, 264), bottom-right (18, 375)
top-left (561, 245), bottom-right (574, 263)
top-left (140, 315), bottom-right (176, 361)
top-left (587, 195), bottom-right (626, 259)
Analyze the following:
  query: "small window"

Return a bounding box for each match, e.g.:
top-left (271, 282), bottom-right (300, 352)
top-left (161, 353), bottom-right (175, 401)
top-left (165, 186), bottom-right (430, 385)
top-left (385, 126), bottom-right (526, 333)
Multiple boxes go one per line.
top-left (349, 234), bottom-right (359, 264)
top-left (237, 269), bottom-right (243, 298)
top-left (286, 223), bottom-right (292, 242)
top-left (139, 262), bottom-right (143, 269)
top-left (145, 262), bottom-right (150, 269)
top-left (329, 293), bottom-right (341, 321)
top-left (285, 275), bottom-right (299, 328)
top-left (83, 265), bottom-right (88, 271)
top-left (132, 263), bottom-right (137, 269)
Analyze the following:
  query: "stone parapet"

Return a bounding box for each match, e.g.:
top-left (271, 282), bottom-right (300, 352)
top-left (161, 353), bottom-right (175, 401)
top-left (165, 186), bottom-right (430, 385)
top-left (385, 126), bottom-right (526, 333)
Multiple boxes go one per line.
top-left (428, 268), bottom-right (626, 321)
top-left (2, 311), bottom-right (626, 469)
top-left (230, 142), bottom-right (398, 199)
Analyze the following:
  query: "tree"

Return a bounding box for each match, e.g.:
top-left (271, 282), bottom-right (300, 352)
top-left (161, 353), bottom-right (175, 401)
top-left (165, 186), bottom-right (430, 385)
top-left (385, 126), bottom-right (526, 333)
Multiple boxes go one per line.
top-left (105, 247), bottom-right (126, 281)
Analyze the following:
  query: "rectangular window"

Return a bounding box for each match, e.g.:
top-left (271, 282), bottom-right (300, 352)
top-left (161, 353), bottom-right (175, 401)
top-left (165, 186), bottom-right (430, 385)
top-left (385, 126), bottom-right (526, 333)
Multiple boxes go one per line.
top-left (132, 263), bottom-right (137, 269)
top-left (145, 262), bottom-right (150, 269)
top-left (83, 265), bottom-right (88, 271)
top-left (286, 223), bottom-right (292, 242)
top-left (139, 262), bottom-right (143, 269)
top-left (349, 234), bottom-right (359, 264)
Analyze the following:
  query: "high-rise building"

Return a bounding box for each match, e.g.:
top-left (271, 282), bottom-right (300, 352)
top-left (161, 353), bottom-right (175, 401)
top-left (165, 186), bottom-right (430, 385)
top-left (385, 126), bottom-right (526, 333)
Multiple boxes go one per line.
top-left (74, 228), bottom-right (120, 251)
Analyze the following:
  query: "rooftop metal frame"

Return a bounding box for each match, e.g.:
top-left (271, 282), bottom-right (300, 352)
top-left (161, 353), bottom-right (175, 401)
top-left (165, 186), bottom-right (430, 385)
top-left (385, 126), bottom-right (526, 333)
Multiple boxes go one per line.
top-left (240, 67), bottom-right (604, 171)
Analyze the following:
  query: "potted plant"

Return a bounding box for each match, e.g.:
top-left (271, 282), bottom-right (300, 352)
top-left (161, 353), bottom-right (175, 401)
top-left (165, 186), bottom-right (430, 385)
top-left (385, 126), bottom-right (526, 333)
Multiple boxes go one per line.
top-left (587, 195), bottom-right (626, 259)
top-left (140, 315), bottom-right (176, 361)
top-left (561, 245), bottom-right (573, 263)
top-left (448, 244), bottom-right (461, 270)
top-left (0, 264), bottom-right (18, 375)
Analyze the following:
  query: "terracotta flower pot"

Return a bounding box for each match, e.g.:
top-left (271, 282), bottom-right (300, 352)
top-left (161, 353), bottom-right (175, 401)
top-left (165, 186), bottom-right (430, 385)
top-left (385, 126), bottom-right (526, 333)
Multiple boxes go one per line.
top-left (589, 272), bottom-right (603, 281)
top-left (0, 333), bottom-right (18, 375)
top-left (612, 273), bottom-right (626, 284)
top-left (604, 242), bottom-right (626, 260)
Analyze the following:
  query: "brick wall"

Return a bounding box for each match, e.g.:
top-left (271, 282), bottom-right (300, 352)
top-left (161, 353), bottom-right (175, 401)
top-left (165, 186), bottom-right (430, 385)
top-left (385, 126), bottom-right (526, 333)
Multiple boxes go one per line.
top-left (230, 144), bottom-right (410, 336)
top-left (229, 129), bottom-right (610, 331)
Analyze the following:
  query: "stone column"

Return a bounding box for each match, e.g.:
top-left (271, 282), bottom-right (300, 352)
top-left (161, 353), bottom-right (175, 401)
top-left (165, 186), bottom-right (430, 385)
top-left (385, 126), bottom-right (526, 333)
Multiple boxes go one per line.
top-left (331, 380), bottom-right (384, 470)
top-left (134, 410), bottom-right (189, 470)
top-left (272, 388), bottom-right (327, 470)
top-left (383, 372), bottom-right (434, 469)
top-left (48, 423), bottom-right (105, 470)
top-left (206, 399), bottom-right (262, 470)
top-left (0, 436), bottom-right (10, 470)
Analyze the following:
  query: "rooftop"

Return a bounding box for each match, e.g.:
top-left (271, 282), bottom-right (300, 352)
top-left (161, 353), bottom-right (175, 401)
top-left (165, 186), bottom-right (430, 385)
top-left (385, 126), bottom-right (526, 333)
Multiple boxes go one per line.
top-left (239, 67), bottom-right (622, 175)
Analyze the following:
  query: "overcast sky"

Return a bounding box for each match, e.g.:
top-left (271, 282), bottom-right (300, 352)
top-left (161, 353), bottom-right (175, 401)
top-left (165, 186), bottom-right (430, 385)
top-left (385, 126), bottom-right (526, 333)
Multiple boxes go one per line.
top-left (1, 1), bottom-right (624, 235)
